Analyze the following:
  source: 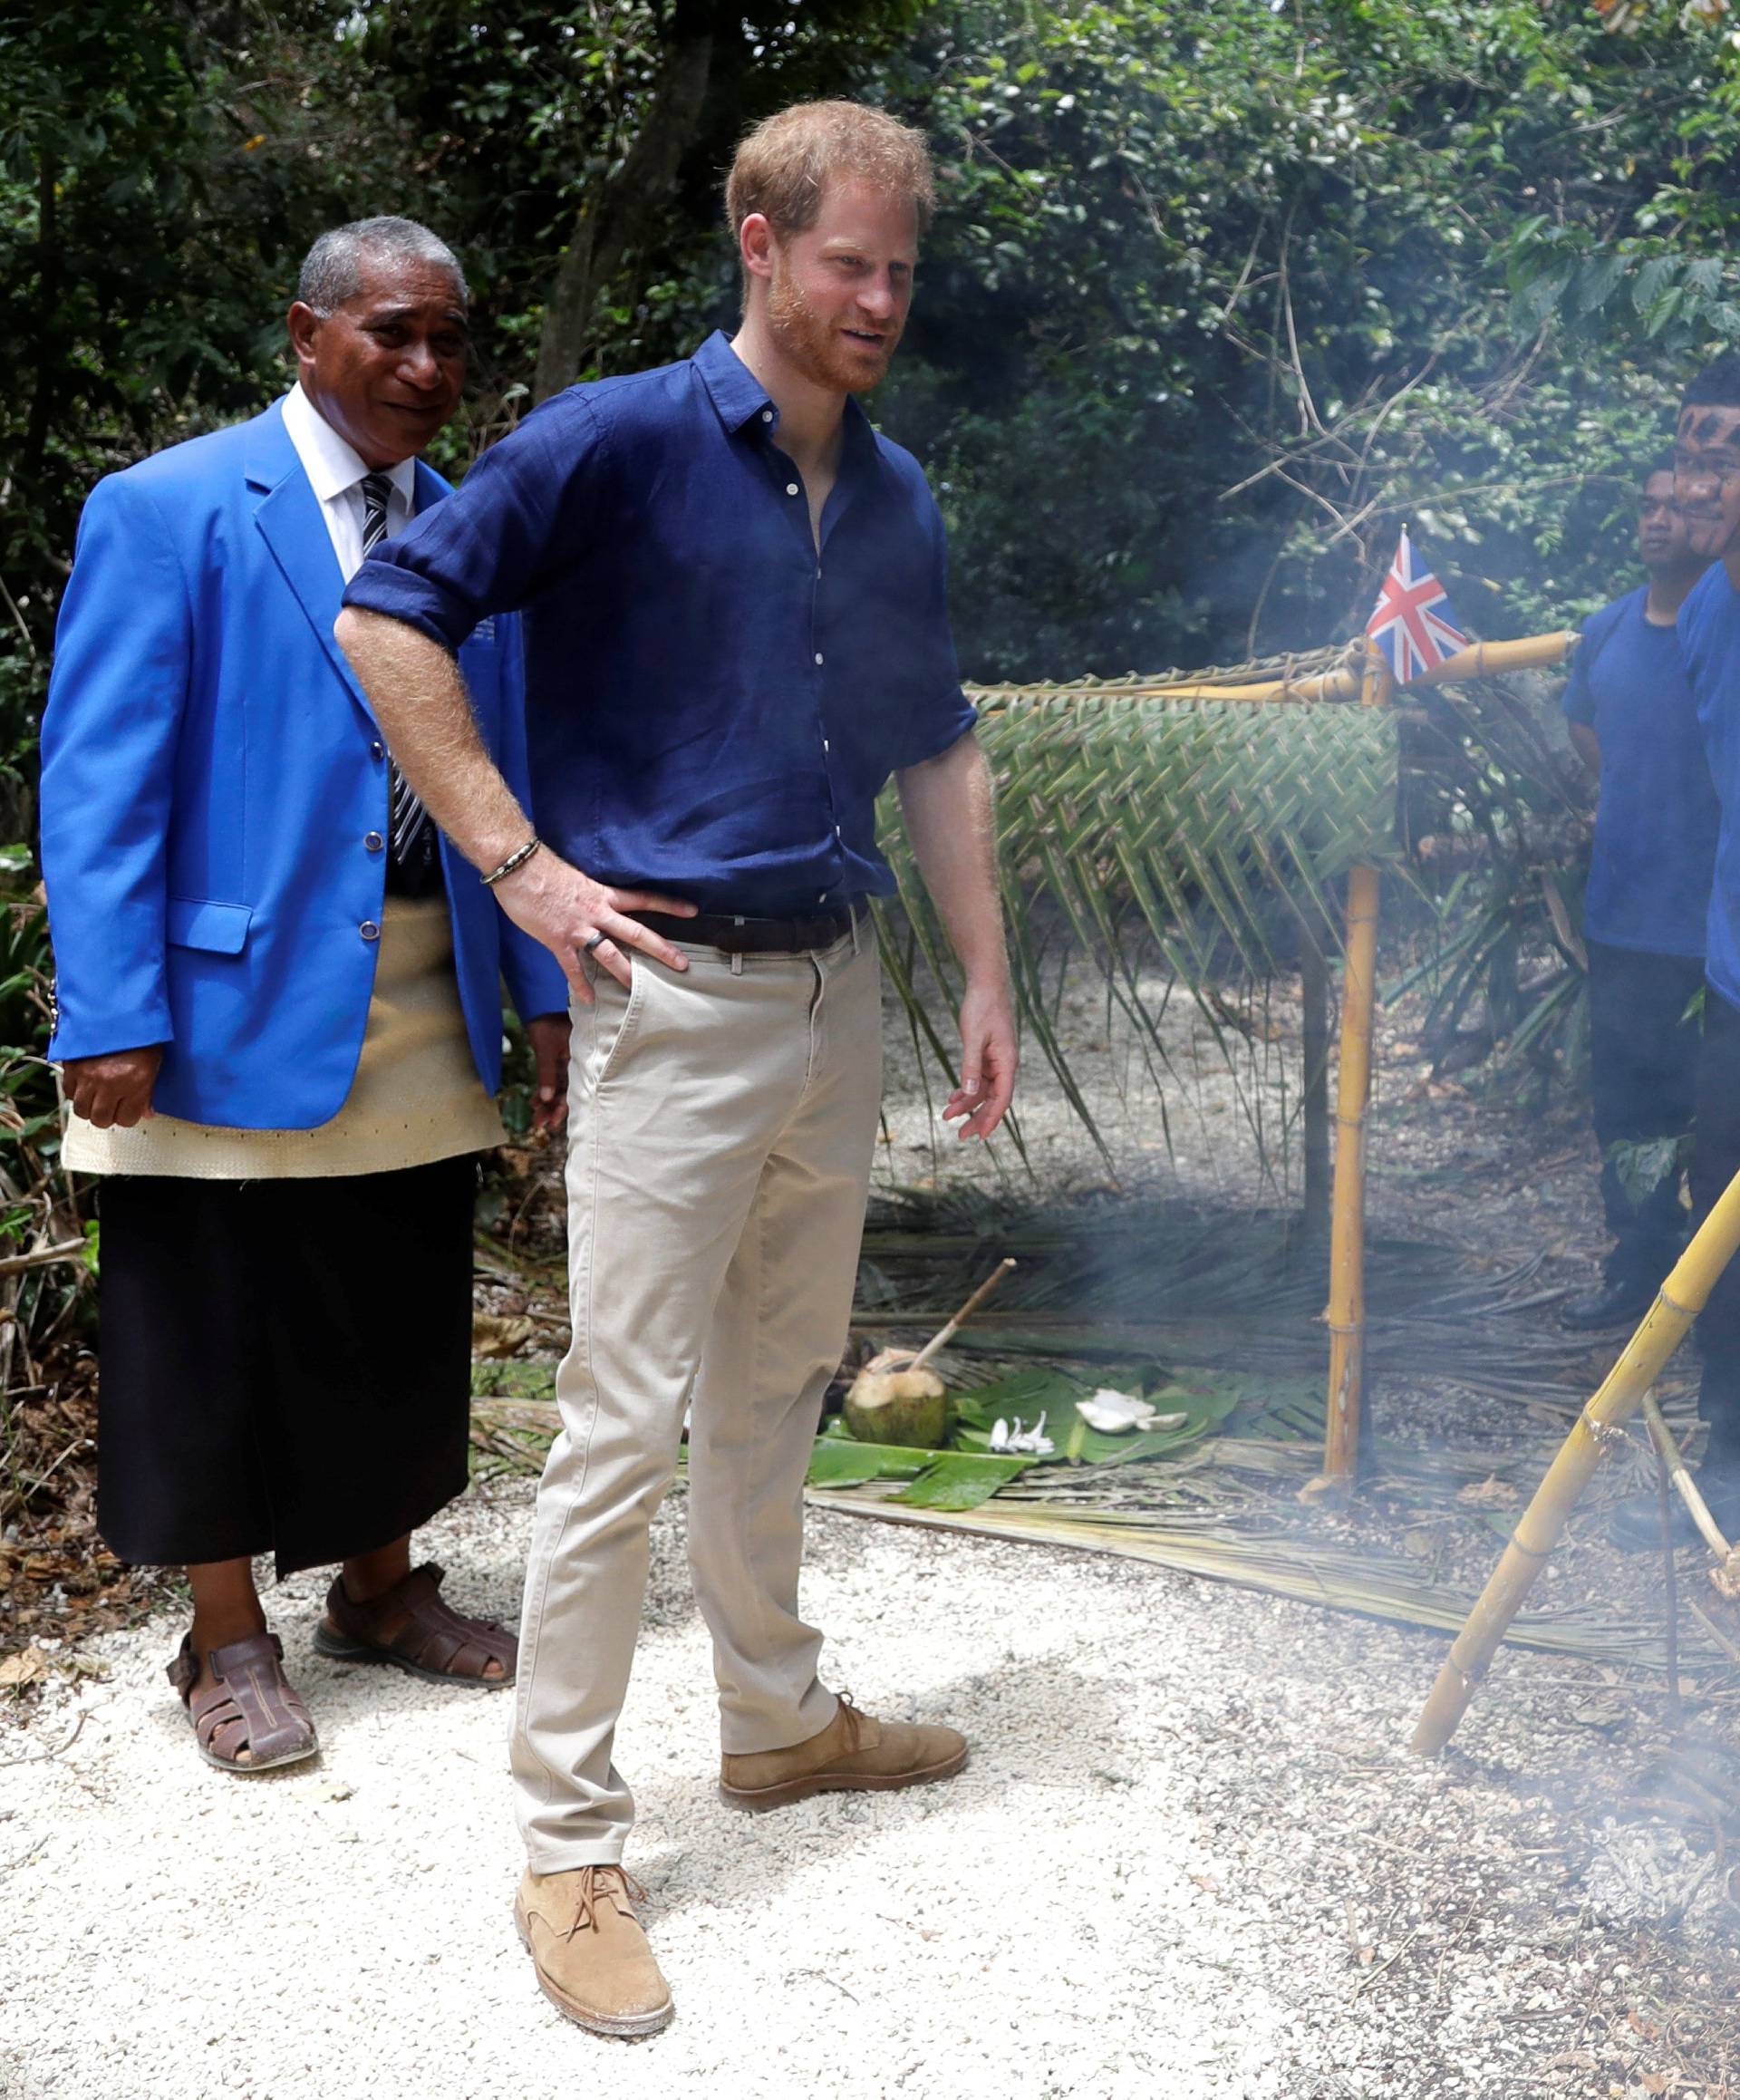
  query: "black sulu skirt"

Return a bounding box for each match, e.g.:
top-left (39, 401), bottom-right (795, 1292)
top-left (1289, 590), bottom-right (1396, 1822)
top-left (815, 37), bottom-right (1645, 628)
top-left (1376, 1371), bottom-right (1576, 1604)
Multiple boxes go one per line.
top-left (94, 1156), bottom-right (478, 1580)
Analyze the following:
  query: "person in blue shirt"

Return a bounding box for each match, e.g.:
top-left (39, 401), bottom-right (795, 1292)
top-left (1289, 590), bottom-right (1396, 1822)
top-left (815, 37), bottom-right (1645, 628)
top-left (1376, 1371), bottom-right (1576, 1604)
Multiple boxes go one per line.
top-left (1560, 455), bottom-right (1716, 1330)
top-left (340, 102), bottom-right (1017, 2036)
top-left (1637, 351), bottom-right (1740, 1548)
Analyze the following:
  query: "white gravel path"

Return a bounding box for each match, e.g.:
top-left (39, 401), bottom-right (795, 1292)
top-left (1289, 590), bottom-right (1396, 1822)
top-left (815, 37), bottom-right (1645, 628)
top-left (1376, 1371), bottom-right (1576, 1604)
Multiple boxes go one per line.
top-left (5, 1476), bottom-right (1731, 2099)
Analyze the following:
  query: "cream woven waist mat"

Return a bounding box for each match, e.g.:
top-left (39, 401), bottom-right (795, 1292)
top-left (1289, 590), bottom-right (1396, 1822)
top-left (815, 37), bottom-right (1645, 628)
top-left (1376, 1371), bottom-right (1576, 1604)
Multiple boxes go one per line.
top-left (62, 895), bottom-right (508, 1180)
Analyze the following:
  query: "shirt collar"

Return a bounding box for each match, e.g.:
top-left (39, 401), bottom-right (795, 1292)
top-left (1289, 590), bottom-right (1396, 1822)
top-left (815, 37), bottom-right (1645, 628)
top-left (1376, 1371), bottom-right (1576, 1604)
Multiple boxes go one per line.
top-left (691, 330), bottom-right (882, 468)
top-left (281, 383), bottom-right (418, 508)
top-left (692, 331), bottom-right (775, 433)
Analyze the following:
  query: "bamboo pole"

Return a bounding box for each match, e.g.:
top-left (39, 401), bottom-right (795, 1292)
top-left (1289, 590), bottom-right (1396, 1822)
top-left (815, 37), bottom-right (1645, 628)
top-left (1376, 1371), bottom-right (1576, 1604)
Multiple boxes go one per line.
top-left (1300, 929), bottom-right (1332, 1240)
top-left (1413, 631), bottom-right (1578, 686)
top-left (1124, 669), bottom-right (1363, 705)
top-left (1411, 1164), bottom-right (1740, 1755)
top-left (1642, 1391), bottom-right (1740, 1598)
top-left (969, 630), bottom-right (1579, 713)
top-left (1303, 649), bottom-right (1391, 1499)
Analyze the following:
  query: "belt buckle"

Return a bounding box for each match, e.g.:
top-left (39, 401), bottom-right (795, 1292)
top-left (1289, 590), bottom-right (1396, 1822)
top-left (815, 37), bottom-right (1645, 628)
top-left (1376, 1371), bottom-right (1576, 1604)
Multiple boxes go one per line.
top-left (717, 914), bottom-right (753, 956)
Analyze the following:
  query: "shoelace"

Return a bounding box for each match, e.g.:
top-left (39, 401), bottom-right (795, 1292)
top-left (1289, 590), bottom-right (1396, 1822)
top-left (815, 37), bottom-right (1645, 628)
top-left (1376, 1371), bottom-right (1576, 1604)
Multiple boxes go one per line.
top-left (562, 1863), bottom-right (650, 1940)
top-left (833, 1689), bottom-right (868, 1752)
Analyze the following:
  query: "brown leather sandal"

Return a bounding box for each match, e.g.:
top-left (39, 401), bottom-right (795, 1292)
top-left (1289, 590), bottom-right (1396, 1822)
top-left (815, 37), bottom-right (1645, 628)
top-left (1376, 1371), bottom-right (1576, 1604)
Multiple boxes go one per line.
top-left (312, 1561), bottom-right (517, 1689)
top-left (167, 1630), bottom-right (319, 1774)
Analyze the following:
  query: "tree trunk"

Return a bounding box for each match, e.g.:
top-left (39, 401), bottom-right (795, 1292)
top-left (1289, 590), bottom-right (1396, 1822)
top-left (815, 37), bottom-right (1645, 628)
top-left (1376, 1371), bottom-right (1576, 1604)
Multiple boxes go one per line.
top-left (22, 146), bottom-right (61, 490)
top-left (532, 19), bottom-right (717, 403)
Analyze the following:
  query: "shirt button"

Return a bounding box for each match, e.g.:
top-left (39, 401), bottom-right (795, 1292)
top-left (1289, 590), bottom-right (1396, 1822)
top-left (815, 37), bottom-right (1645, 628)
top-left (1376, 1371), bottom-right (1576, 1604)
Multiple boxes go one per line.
top-left (369, 740), bottom-right (384, 760)
top-left (823, 738), bottom-right (830, 753)
top-left (786, 482), bottom-right (800, 497)
top-left (360, 920), bottom-right (381, 942)
top-left (364, 831), bottom-right (384, 853)
top-left (761, 410), bottom-right (774, 423)
top-left (814, 652), bottom-right (825, 666)
top-left (835, 825), bottom-right (842, 839)
top-left (818, 892), bottom-right (827, 903)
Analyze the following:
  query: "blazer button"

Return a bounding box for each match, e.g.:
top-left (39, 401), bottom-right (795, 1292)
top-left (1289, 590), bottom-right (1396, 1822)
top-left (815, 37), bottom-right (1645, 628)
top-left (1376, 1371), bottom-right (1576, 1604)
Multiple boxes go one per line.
top-left (360, 920), bottom-right (381, 942)
top-left (364, 831), bottom-right (384, 852)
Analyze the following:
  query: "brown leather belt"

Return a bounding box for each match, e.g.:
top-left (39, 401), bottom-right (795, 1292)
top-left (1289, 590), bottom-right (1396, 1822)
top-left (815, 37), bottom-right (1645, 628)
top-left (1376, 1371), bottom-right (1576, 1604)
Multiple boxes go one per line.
top-left (627, 903), bottom-right (867, 955)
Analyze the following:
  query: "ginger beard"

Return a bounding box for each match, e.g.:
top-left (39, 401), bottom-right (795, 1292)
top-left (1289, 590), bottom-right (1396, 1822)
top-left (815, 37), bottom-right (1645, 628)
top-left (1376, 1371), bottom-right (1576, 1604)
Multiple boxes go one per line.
top-left (766, 242), bottom-right (901, 394)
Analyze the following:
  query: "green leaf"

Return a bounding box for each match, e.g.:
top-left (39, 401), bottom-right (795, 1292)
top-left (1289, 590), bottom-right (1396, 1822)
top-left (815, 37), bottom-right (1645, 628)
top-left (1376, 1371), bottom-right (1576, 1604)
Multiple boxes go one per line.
top-left (805, 1439), bottom-right (933, 1488)
top-left (887, 1451), bottom-right (1037, 1509)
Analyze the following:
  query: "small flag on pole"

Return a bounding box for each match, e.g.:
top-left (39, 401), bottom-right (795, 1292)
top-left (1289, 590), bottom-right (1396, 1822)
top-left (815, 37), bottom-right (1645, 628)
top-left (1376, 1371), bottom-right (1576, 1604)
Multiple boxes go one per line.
top-left (1366, 527), bottom-right (1468, 683)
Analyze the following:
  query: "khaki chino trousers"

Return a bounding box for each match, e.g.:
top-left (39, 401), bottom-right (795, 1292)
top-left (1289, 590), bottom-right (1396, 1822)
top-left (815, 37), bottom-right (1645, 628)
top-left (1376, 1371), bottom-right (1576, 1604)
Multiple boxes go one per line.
top-left (511, 925), bottom-right (882, 1867)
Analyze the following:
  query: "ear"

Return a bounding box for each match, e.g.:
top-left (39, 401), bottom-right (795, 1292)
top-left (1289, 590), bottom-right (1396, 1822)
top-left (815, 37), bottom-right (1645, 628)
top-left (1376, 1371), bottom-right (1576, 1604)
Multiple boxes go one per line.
top-left (285, 301), bottom-right (322, 376)
top-left (739, 213), bottom-right (778, 286)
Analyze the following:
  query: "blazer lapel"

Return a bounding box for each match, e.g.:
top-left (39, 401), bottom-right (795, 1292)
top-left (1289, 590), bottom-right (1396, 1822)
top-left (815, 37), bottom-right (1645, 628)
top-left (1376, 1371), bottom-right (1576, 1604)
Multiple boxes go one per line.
top-left (246, 398), bottom-right (372, 720)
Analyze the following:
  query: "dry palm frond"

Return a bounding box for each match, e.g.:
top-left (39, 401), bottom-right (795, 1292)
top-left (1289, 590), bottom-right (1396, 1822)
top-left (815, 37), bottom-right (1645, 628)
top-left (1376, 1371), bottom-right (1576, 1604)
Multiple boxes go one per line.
top-left (875, 684), bottom-right (1402, 1164)
top-left (807, 1493), bottom-right (1736, 1675)
top-left (855, 1192), bottom-right (1648, 1418)
top-left (886, 690), bottom-right (1400, 981)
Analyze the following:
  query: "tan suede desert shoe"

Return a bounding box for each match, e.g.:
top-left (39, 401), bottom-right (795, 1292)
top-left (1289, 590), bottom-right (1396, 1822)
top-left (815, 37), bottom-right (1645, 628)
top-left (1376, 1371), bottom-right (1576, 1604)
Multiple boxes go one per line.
top-left (719, 1692), bottom-right (967, 1809)
top-left (515, 1865), bottom-right (673, 2038)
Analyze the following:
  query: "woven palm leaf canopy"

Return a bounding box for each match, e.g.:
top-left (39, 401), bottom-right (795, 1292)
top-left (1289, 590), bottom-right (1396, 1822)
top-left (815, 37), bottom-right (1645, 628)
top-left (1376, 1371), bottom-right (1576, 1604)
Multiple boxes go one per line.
top-left (878, 628), bottom-right (1579, 1496)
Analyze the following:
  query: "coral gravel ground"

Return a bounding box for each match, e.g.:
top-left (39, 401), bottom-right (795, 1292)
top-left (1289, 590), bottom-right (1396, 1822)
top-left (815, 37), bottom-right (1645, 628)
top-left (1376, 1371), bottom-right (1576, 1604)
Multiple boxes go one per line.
top-left (6, 963), bottom-right (1740, 2098)
top-left (3, 1479), bottom-right (1738, 2100)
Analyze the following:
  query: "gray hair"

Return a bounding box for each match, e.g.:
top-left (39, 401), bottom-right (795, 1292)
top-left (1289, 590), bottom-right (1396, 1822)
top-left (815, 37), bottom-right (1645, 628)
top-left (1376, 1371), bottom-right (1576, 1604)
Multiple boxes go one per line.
top-left (296, 217), bottom-right (469, 315)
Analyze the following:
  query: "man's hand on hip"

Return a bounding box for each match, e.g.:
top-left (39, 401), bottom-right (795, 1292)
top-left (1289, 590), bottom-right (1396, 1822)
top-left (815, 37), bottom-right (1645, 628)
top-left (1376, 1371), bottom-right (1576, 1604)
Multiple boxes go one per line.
top-left (63, 1045), bottom-right (164, 1129)
top-left (944, 979), bottom-right (1018, 1140)
top-left (493, 847), bottom-right (697, 1005)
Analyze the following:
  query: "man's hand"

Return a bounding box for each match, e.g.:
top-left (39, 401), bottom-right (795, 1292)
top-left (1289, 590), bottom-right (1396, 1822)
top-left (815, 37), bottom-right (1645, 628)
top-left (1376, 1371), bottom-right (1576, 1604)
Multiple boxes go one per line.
top-left (524, 1013), bottom-right (572, 1132)
top-left (334, 608), bottom-right (696, 1002)
top-left (945, 980), bottom-right (1018, 1141)
top-left (63, 1045), bottom-right (164, 1129)
top-left (494, 847), bottom-right (697, 1005)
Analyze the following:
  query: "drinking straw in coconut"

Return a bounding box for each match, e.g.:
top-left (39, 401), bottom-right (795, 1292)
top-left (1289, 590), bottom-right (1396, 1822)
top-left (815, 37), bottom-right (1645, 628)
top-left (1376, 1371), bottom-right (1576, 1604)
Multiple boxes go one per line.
top-left (906, 1258), bottom-right (1018, 1372)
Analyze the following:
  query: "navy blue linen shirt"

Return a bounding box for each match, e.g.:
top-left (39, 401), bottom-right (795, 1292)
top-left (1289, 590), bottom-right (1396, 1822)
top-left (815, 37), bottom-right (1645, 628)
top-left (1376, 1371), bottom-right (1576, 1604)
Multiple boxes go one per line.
top-left (1561, 585), bottom-right (1718, 959)
top-left (343, 331), bottom-right (977, 916)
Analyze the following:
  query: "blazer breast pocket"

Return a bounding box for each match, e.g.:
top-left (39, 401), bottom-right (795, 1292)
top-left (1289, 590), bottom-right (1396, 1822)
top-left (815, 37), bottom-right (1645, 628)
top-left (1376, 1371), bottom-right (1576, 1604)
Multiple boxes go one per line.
top-left (166, 897), bottom-right (254, 954)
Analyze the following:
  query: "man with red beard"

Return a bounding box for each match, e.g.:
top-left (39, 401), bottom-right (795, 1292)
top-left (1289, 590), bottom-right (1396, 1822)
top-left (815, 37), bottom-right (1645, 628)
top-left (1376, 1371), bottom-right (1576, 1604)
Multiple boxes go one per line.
top-left (337, 102), bottom-right (1014, 2035)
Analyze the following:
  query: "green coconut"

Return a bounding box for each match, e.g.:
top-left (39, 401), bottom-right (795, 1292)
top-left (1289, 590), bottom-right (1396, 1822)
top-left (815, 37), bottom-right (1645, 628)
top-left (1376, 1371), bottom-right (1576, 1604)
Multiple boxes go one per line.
top-left (843, 1348), bottom-right (949, 1449)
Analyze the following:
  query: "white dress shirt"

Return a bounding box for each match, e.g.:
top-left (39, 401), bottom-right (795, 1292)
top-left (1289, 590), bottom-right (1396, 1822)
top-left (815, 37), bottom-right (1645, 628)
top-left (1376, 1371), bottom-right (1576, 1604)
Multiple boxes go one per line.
top-left (280, 382), bottom-right (417, 581)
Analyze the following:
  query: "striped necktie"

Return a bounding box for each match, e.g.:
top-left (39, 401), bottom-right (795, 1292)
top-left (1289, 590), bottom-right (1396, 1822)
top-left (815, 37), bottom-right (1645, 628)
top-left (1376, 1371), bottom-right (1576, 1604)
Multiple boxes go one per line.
top-left (360, 472), bottom-right (433, 876)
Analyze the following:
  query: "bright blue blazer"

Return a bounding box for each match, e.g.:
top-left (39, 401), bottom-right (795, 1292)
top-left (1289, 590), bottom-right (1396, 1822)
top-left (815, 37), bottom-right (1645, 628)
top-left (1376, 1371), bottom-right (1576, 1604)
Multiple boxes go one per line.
top-left (40, 397), bottom-right (569, 1127)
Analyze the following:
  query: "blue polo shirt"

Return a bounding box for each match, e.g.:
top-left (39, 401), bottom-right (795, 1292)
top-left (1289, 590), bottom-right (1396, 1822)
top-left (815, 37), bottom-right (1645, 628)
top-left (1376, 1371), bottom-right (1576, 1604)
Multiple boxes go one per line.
top-left (1677, 563), bottom-right (1740, 1004)
top-left (343, 331), bottom-right (977, 916)
top-left (1561, 585), bottom-right (1717, 960)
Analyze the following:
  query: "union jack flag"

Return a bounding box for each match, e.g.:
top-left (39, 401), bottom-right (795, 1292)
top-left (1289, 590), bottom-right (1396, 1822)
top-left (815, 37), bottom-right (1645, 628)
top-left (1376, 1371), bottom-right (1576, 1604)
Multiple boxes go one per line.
top-left (1366, 528), bottom-right (1468, 683)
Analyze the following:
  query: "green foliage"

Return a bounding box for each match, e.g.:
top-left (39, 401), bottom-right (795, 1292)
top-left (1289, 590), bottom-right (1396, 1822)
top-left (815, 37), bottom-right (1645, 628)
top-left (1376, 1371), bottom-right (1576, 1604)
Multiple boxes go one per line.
top-left (869, 0), bottom-right (1740, 675)
top-left (10, 0), bottom-right (1740, 1130)
top-left (806, 1426), bottom-right (1038, 1505)
top-left (0, 0), bottom-right (351, 825)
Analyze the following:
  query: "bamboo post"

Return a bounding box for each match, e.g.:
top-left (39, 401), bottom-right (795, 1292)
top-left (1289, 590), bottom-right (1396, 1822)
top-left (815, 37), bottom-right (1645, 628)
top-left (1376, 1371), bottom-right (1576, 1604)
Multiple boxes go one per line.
top-left (1411, 1164), bottom-right (1740, 1755)
top-left (1303, 648), bottom-right (1392, 1498)
top-left (1300, 919), bottom-right (1332, 1241)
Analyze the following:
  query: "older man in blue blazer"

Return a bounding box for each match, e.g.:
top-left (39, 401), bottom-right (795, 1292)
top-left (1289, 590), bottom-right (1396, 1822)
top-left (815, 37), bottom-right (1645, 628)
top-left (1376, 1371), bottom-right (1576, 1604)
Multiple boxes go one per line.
top-left (40, 217), bottom-right (571, 1774)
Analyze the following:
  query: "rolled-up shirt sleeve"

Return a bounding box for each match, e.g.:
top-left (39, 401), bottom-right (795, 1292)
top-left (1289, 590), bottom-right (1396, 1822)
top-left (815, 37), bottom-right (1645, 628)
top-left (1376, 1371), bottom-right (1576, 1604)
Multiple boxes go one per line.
top-left (894, 493), bottom-right (979, 769)
top-left (343, 392), bottom-right (610, 652)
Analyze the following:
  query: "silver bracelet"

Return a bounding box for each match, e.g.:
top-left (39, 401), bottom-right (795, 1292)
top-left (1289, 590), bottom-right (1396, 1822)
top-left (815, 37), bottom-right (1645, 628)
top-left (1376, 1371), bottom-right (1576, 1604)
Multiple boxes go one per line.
top-left (480, 836), bottom-right (542, 887)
